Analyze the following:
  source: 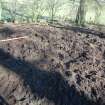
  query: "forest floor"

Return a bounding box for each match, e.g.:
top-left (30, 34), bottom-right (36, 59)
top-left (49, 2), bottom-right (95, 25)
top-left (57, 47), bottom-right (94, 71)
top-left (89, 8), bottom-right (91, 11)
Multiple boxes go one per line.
top-left (0, 23), bottom-right (105, 105)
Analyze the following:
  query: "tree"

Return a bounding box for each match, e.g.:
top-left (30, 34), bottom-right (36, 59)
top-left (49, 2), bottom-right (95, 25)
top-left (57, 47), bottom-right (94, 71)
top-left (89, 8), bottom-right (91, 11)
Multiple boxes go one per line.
top-left (10, 0), bottom-right (18, 22)
top-left (29, 0), bottom-right (46, 22)
top-left (75, 0), bottom-right (104, 26)
top-left (94, 0), bottom-right (102, 24)
top-left (75, 0), bottom-right (86, 26)
top-left (2, 0), bottom-right (18, 22)
top-left (46, 0), bottom-right (64, 23)
top-left (67, 0), bottom-right (78, 22)
top-left (0, 0), bottom-right (3, 20)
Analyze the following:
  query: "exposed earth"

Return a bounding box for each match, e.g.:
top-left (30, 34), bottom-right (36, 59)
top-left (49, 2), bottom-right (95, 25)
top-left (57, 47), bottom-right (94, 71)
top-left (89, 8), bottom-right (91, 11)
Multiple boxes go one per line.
top-left (0, 23), bottom-right (105, 105)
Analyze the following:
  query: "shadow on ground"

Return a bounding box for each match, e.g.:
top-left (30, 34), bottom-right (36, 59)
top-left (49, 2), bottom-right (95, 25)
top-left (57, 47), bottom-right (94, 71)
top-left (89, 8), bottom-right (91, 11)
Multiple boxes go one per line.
top-left (50, 24), bottom-right (105, 38)
top-left (0, 48), bottom-right (97, 105)
top-left (0, 27), bottom-right (15, 38)
top-left (0, 96), bottom-right (9, 105)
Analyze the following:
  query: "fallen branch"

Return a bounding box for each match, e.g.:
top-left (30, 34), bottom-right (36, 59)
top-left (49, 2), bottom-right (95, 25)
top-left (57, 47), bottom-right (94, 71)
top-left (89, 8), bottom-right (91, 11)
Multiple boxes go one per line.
top-left (0, 36), bottom-right (28, 42)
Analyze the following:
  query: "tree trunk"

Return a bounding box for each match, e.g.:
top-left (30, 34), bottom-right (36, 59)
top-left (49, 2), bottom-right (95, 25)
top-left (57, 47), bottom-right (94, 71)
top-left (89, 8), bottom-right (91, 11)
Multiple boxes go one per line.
top-left (0, 2), bottom-right (2, 20)
top-left (75, 0), bottom-right (86, 26)
top-left (50, 8), bottom-right (54, 24)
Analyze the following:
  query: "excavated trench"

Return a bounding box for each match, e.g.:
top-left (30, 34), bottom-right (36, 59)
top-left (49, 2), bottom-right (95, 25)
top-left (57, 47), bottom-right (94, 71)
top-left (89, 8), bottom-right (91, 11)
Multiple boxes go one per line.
top-left (0, 23), bottom-right (105, 105)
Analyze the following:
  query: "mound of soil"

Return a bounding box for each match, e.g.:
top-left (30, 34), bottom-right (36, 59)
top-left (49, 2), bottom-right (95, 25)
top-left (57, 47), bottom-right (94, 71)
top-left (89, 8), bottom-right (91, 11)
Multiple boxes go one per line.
top-left (0, 23), bottom-right (105, 105)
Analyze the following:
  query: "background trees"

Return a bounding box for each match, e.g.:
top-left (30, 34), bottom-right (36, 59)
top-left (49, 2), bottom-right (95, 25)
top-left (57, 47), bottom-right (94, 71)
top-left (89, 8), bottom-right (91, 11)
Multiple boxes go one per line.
top-left (29, 0), bottom-right (46, 22)
top-left (9, 0), bottom-right (18, 22)
top-left (0, 0), bottom-right (105, 26)
top-left (1, 0), bottom-right (21, 22)
top-left (46, 0), bottom-right (65, 23)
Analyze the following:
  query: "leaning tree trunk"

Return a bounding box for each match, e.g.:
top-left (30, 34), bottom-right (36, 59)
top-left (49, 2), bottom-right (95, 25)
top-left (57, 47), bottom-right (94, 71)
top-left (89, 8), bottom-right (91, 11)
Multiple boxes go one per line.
top-left (75, 0), bottom-right (86, 26)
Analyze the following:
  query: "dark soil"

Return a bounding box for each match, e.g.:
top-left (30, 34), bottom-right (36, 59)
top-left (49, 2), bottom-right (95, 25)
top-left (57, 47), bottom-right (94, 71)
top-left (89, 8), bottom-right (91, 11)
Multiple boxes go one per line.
top-left (0, 23), bottom-right (105, 105)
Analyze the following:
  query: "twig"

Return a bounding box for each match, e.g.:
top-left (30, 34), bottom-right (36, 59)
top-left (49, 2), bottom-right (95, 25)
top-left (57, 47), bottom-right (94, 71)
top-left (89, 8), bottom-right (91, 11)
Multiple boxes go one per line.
top-left (0, 36), bottom-right (28, 42)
